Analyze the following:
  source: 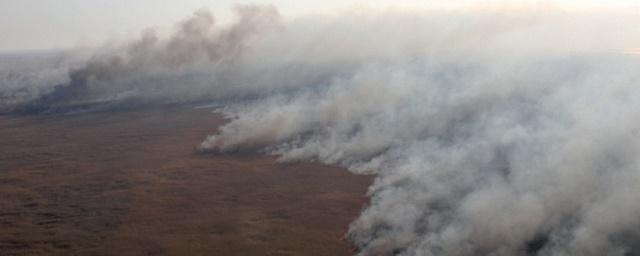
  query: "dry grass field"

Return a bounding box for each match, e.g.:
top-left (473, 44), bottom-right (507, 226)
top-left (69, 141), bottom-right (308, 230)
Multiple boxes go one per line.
top-left (0, 107), bottom-right (372, 256)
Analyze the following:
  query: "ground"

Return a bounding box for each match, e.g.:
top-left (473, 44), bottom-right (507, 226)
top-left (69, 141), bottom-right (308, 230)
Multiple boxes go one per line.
top-left (0, 106), bottom-right (372, 256)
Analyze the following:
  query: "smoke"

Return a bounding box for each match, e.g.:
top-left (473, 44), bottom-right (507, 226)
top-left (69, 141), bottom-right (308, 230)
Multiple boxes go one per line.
top-left (200, 4), bottom-right (640, 256)
top-left (0, 49), bottom-right (89, 112)
top-left (202, 54), bottom-right (640, 255)
top-left (1, 5), bottom-right (282, 113)
top-left (3, 2), bottom-right (640, 255)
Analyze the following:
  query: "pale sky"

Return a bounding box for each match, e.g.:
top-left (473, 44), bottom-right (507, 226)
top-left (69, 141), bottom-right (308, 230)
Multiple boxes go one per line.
top-left (0, 0), bottom-right (638, 52)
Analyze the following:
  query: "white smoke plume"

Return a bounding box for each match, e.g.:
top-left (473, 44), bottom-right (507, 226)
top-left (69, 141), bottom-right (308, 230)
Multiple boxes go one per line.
top-left (199, 3), bottom-right (640, 256)
top-left (3, 2), bottom-right (640, 255)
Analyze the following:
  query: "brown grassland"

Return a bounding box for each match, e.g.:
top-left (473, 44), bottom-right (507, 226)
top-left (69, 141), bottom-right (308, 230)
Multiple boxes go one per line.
top-left (0, 106), bottom-right (372, 256)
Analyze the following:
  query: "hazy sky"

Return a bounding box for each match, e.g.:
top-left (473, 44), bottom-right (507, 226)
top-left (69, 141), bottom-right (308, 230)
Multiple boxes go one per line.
top-left (0, 0), bottom-right (638, 52)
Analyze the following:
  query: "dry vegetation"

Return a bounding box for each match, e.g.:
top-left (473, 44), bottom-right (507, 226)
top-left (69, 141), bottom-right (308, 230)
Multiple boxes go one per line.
top-left (0, 107), bottom-right (371, 256)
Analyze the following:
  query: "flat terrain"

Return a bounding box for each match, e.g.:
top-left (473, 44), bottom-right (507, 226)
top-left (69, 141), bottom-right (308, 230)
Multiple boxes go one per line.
top-left (0, 107), bottom-right (371, 256)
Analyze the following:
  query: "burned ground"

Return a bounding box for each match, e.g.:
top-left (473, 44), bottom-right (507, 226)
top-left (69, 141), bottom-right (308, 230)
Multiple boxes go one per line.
top-left (0, 107), bottom-right (371, 256)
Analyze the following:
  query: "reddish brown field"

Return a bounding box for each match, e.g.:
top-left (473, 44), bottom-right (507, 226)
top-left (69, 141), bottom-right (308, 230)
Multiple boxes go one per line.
top-left (0, 107), bottom-right (372, 256)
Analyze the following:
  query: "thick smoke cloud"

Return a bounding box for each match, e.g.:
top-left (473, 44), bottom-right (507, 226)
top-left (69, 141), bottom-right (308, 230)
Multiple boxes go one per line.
top-left (200, 4), bottom-right (640, 256)
top-left (3, 2), bottom-right (640, 255)
top-left (203, 54), bottom-right (640, 255)
top-left (0, 50), bottom-right (89, 112)
top-left (1, 5), bottom-right (282, 113)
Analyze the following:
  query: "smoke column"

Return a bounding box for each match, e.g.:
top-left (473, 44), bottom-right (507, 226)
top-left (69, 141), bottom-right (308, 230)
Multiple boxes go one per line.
top-left (3, 2), bottom-right (640, 255)
top-left (1, 5), bottom-right (282, 113)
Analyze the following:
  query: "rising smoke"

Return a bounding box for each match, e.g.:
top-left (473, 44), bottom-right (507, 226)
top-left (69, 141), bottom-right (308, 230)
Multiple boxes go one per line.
top-left (1, 5), bottom-right (282, 113)
top-left (3, 2), bottom-right (640, 255)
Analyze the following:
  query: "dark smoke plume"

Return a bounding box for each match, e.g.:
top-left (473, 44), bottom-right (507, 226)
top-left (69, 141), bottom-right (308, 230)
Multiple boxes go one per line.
top-left (4, 5), bottom-right (281, 114)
